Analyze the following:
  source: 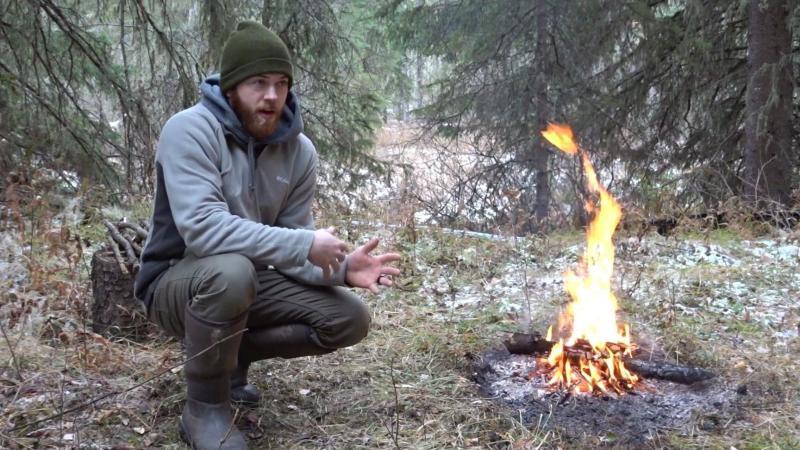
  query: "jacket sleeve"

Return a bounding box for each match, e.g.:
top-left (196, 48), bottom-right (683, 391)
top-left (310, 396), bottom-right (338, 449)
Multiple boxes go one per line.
top-left (158, 111), bottom-right (314, 268)
top-left (274, 140), bottom-right (348, 286)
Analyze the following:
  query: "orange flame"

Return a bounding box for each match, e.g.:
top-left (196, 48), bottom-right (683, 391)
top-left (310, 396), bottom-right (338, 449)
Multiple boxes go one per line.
top-left (540, 123), bottom-right (578, 155)
top-left (540, 123), bottom-right (638, 394)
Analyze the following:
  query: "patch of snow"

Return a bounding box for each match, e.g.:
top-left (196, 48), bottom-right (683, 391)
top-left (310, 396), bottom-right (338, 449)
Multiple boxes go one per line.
top-left (0, 232), bottom-right (28, 288)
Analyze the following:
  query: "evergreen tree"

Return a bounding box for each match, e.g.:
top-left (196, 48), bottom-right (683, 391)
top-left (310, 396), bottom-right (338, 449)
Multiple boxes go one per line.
top-left (389, 0), bottom-right (799, 229)
top-left (744, 0), bottom-right (794, 208)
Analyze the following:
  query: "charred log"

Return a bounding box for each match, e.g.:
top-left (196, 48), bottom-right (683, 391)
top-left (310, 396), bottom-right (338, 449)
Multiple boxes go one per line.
top-left (503, 332), bottom-right (715, 385)
top-left (503, 332), bottom-right (553, 355)
top-left (622, 359), bottom-right (715, 384)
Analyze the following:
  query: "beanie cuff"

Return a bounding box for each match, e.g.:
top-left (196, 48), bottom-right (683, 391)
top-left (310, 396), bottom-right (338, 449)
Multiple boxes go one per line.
top-left (220, 58), bottom-right (294, 92)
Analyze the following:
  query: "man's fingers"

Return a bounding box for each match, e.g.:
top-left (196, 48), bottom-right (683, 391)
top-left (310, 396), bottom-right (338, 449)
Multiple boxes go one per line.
top-left (359, 237), bottom-right (380, 255)
top-left (368, 282), bottom-right (380, 294)
top-left (381, 267), bottom-right (401, 276)
top-left (377, 253), bottom-right (402, 264)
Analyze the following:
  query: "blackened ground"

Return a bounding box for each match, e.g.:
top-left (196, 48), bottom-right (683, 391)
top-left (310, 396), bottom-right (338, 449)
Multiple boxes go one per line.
top-left (471, 348), bottom-right (744, 447)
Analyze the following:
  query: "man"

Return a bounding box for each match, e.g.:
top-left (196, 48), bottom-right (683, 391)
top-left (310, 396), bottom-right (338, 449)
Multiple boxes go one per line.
top-left (134, 21), bottom-right (401, 450)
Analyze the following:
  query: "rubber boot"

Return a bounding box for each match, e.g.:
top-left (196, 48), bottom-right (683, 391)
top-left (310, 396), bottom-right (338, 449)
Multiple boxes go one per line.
top-left (179, 308), bottom-right (248, 450)
top-left (230, 324), bottom-right (333, 405)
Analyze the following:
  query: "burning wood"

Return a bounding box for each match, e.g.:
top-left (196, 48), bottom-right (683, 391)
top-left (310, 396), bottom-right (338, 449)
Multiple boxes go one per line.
top-left (503, 332), bottom-right (715, 385)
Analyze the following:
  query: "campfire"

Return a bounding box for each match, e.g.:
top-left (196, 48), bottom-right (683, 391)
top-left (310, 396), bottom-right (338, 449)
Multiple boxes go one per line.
top-left (538, 123), bottom-right (638, 395)
top-left (475, 124), bottom-right (721, 444)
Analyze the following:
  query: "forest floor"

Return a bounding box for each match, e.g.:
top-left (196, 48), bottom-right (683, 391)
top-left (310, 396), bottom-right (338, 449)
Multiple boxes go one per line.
top-left (1, 196), bottom-right (799, 449)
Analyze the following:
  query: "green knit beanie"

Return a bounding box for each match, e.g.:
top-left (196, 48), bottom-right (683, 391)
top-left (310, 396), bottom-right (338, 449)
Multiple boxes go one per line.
top-left (220, 21), bottom-right (293, 92)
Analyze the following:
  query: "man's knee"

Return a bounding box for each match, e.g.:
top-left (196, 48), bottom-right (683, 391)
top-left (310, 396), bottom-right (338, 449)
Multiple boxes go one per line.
top-left (191, 253), bottom-right (257, 321)
top-left (315, 288), bottom-right (371, 349)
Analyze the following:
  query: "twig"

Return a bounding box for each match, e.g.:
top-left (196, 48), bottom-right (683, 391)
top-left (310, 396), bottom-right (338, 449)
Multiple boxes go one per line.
top-left (59, 372), bottom-right (65, 445)
top-left (382, 356), bottom-right (401, 450)
top-left (509, 197), bottom-right (533, 332)
top-left (219, 407), bottom-right (241, 449)
top-left (7, 328), bottom-right (247, 433)
top-left (0, 320), bottom-right (23, 381)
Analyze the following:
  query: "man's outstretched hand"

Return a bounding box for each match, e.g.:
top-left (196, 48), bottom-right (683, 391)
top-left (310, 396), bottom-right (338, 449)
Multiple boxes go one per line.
top-left (345, 238), bottom-right (401, 294)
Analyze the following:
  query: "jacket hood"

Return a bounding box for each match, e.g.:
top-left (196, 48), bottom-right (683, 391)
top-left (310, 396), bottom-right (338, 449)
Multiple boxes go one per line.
top-left (199, 73), bottom-right (303, 147)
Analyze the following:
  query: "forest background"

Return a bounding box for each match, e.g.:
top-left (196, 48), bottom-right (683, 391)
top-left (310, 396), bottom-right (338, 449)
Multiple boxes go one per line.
top-left (1, 1), bottom-right (799, 448)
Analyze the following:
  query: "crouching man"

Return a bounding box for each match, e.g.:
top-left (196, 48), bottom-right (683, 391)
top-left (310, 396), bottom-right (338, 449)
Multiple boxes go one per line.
top-left (134, 21), bottom-right (401, 450)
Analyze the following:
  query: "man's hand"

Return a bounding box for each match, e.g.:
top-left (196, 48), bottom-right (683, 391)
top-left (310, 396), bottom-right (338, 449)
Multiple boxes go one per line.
top-left (345, 238), bottom-right (401, 294)
top-left (308, 227), bottom-right (349, 280)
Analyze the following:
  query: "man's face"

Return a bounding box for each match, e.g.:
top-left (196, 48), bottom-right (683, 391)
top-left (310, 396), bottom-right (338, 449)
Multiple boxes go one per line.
top-left (227, 73), bottom-right (290, 140)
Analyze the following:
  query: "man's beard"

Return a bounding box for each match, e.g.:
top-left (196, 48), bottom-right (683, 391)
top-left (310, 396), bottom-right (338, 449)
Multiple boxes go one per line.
top-left (228, 92), bottom-right (279, 140)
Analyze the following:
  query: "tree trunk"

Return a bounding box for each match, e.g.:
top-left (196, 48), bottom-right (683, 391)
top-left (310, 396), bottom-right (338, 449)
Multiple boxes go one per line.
top-left (262, 0), bottom-right (275, 28)
top-left (744, 0), bottom-right (794, 207)
top-left (204, 0), bottom-right (232, 71)
top-left (533, 0), bottom-right (551, 228)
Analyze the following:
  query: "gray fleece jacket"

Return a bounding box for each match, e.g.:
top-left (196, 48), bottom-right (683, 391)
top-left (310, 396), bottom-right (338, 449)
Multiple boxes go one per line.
top-left (134, 74), bottom-right (345, 306)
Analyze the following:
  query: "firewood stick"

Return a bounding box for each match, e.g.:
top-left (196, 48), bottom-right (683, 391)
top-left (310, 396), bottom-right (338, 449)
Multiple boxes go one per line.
top-left (116, 227), bottom-right (143, 256)
top-left (107, 236), bottom-right (129, 274)
top-left (103, 220), bottom-right (138, 269)
top-left (117, 221), bottom-right (148, 240)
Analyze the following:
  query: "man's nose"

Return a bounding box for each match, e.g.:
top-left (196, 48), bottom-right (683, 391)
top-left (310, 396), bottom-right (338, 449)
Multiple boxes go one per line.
top-left (262, 85), bottom-right (278, 100)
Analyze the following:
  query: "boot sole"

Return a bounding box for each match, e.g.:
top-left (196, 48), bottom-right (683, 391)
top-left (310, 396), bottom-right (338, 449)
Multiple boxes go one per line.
top-left (230, 384), bottom-right (261, 407)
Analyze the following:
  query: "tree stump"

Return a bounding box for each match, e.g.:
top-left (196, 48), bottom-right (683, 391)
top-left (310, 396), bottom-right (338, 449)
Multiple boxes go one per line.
top-left (90, 249), bottom-right (155, 340)
top-left (90, 219), bottom-right (157, 341)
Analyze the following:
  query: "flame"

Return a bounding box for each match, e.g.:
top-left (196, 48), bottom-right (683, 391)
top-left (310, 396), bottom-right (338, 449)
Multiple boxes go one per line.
top-left (540, 123), bottom-right (578, 155)
top-left (539, 123), bottom-right (638, 394)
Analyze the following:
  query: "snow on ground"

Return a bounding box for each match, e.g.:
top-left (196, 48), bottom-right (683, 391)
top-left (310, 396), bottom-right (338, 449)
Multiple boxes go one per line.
top-left (0, 231), bottom-right (29, 291)
top-left (411, 230), bottom-right (800, 348)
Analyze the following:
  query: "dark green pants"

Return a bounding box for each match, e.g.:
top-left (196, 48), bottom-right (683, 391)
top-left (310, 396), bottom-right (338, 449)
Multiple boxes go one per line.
top-left (147, 253), bottom-right (370, 351)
